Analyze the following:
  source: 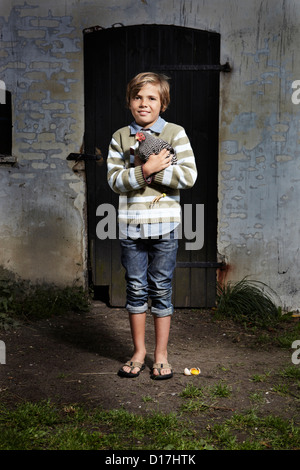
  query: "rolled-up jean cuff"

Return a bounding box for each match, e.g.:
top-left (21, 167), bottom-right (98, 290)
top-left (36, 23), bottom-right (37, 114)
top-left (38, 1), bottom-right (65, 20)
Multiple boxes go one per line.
top-left (126, 302), bottom-right (148, 314)
top-left (151, 305), bottom-right (174, 317)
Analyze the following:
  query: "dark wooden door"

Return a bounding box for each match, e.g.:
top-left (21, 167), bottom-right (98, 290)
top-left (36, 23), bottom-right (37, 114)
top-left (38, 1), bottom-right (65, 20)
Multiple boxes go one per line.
top-left (83, 24), bottom-right (221, 307)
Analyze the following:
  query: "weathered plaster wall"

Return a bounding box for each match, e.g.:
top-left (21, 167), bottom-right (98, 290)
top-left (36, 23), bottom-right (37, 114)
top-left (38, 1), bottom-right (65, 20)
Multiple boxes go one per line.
top-left (217, 0), bottom-right (300, 311)
top-left (0, 0), bottom-right (299, 309)
top-left (0, 1), bottom-right (86, 285)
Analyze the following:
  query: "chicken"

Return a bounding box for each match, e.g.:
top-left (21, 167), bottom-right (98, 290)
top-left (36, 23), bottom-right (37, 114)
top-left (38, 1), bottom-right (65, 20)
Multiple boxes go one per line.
top-left (135, 131), bottom-right (177, 165)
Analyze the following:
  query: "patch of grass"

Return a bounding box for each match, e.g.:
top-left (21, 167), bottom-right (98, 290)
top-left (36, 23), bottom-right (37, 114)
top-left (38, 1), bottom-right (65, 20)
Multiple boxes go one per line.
top-left (0, 280), bottom-right (21, 330)
top-left (215, 278), bottom-right (281, 327)
top-left (0, 278), bottom-right (90, 328)
top-left (272, 383), bottom-right (290, 397)
top-left (180, 399), bottom-right (211, 413)
top-left (1, 398), bottom-right (299, 450)
top-left (179, 383), bottom-right (204, 398)
top-left (0, 312), bottom-right (21, 331)
top-left (142, 395), bottom-right (156, 403)
top-left (272, 365), bottom-right (300, 399)
top-left (249, 391), bottom-right (265, 404)
top-left (210, 381), bottom-right (232, 398)
top-left (280, 365), bottom-right (300, 380)
top-left (0, 401), bottom-right (212, 450)
top-left (208, 409), bottom-right (300, 450)
top-left (274, 320), bottom-right (300, 348)
top-left (250, 371), bottom-right (271, 383)
top-left (179, 381), bottom-right (232, 415)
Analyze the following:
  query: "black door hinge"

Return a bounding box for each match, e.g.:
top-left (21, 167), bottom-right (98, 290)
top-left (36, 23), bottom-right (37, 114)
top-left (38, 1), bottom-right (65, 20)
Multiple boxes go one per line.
top-left (67, 153), bottom-right (102, 161)
top-left (176, 262), bottom-right (225, 268)
top-left (154, 62), bottom-right (231, 73)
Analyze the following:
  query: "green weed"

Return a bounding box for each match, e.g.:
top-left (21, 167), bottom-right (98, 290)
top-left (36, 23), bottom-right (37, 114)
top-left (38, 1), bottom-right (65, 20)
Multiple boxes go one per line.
top-left (210, 381), bottom-right (232, 398)
top-left (179, 383), bottom-right (204, 398)
top-left (215, 278), bottom-right (281, 327)
top-left (0, 279), bottom-right (90, 328)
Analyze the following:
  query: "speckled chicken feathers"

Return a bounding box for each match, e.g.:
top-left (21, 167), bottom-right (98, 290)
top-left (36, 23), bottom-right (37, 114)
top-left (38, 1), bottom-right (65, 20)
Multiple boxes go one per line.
top-left (136, 131), bottom-right (177, 165)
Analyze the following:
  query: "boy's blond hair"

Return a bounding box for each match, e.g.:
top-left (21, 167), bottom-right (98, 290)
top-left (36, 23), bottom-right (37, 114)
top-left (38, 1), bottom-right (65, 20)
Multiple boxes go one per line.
top-left (126, 72), bottom-right (170, 112)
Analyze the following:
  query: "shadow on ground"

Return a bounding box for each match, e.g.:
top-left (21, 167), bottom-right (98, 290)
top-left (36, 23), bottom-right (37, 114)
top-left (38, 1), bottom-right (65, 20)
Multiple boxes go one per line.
top-left (1, 301), bottom-right (298, 424)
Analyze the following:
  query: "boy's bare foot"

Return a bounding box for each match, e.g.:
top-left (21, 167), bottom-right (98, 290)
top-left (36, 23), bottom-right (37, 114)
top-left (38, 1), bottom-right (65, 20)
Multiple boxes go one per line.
top-left (151, 357), bottom-right (173, 379)
top-left (119, 351), bottom-right (146, 376)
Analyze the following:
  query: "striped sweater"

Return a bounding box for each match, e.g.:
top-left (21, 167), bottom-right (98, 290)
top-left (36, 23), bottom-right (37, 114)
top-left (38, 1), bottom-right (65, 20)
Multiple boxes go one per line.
top-left (107, 121), bottom-right (197, 226)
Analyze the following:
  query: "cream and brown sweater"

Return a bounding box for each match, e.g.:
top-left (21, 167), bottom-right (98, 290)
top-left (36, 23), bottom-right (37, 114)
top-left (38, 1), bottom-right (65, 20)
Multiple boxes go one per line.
top-left (107, 120), bottom-right (197, 226)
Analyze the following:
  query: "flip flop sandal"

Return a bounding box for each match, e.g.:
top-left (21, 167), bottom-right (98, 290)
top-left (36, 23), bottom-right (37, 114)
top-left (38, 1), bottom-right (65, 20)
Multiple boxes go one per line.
top-left (118, 361), bottom-right (145, 378)
top-left (150, 362), bottom-right (173, 380)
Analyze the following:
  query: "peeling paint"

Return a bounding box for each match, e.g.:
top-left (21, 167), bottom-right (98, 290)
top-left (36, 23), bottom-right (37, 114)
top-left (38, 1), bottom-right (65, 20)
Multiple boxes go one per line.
top-left (0, 0), bottom-right (300, 309)
top-left (0, 2), bottom-right (86, 286)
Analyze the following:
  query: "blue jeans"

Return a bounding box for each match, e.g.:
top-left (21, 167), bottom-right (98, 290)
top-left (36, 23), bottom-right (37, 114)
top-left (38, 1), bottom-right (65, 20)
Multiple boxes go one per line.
top-left (120, 232), bottom-right (178, 317)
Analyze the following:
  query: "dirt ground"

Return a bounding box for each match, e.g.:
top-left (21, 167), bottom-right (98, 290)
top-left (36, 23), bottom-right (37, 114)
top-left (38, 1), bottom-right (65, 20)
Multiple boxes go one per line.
top-left (1, 301), bottom-right (299, 427)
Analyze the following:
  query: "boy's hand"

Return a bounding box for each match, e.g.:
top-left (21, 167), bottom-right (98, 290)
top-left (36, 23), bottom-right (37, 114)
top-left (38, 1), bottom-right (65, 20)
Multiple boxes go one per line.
top-left (142, 149), bottom-right (172, 178)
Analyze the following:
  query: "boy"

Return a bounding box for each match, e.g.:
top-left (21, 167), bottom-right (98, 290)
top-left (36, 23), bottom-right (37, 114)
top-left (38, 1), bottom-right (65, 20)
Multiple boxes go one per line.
top-left (107, 72), bottom-right (197, 379)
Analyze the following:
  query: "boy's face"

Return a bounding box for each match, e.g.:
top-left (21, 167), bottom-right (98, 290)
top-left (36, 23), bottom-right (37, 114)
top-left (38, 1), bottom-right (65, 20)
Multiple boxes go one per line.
top-left (129, 83), bottom-right (162, 128)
